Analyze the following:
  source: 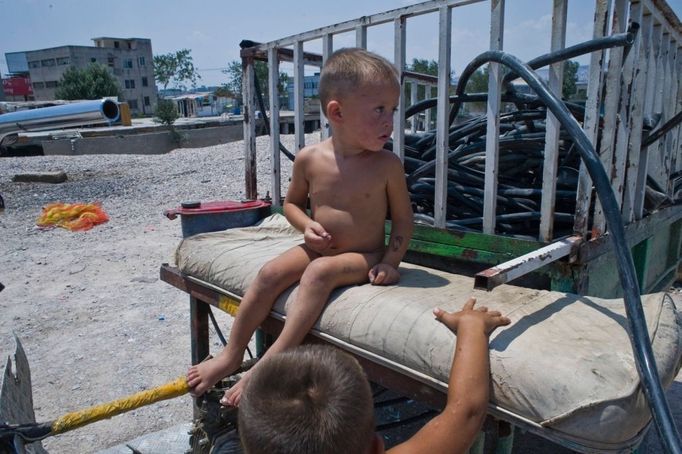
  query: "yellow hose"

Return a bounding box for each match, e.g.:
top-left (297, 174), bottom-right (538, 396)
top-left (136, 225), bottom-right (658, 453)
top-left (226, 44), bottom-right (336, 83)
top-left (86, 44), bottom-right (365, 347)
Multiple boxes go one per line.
top-left (51, 375), bottom-right (189, 435)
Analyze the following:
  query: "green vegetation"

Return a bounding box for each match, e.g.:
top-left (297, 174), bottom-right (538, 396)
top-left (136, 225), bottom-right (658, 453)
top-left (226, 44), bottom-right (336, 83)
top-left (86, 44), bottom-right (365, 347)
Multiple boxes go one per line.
top-left (55, 63), bottom-right (121, 100)
top-left (153, 49), bottom-right (201, 92)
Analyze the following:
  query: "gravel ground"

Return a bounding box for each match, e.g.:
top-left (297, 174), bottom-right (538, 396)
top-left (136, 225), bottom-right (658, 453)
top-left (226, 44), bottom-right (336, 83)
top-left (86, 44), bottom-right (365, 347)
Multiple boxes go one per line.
top-left (1, 132), bottom-right (680, 453)
top-left (0, 134), bottom-right (302, 453)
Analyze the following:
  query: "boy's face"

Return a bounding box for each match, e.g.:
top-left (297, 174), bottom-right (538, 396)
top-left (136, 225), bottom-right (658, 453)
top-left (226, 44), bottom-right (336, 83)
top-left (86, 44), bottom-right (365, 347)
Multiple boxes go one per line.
top-left (335, 80), bottom-right (400, 152)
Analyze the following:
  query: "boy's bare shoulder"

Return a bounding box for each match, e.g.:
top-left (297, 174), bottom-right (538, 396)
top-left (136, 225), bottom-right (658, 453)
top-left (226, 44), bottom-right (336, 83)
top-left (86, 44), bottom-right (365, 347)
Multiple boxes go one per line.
top-left (297, 138), bottom-right (333, 159)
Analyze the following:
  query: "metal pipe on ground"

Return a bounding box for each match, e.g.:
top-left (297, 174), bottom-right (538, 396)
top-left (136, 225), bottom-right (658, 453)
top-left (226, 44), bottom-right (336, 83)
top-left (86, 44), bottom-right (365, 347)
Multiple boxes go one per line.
top-left (0, 99), bottom-right (120, 145)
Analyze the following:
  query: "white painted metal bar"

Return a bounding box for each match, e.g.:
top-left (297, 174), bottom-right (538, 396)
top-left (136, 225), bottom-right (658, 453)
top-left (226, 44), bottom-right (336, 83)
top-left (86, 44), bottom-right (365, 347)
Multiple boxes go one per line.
top-left (635, 22), bottom-right (664, 219)
top-left (611, 0), bottom-right (642, 220)
top-left (268, 47), bottom-right (282, 207)
top-left (574, 0), bottom-right (612, 235)
top-left (650, 32), bottom-right (671, 190)
top-left (393, 16), bottom-right (406, 162)
top-left (623, 5), bottom-right (652, 223)
top-left (474, 235), bottom-right (582, 291)
top-left (410, 81), bottom-right (418, 133)
top-left (592, 0), bottom-right (628, 236)
top-left (426, 85), bottom-right (434, 131)
top-left (253, 0), bottom-right (485, 50)
top-left (672, 47), bottom-right (682, 179)
top-left (355, 24), bottom-right (368, 48)
top-left (662, 37), bottom-right (678, 194)
top-left (320, 34), bottom-right (333, 141)
top-left (293, 41), bottom-right (305, 152)
top-left (434, 5), bottom-right (452, 229)
top-left (242, 58), bottom-right (258, 200)
top-left (539, 0), bottom-right (567, 242)
top-left (482, 0), bottom-right (505, 235)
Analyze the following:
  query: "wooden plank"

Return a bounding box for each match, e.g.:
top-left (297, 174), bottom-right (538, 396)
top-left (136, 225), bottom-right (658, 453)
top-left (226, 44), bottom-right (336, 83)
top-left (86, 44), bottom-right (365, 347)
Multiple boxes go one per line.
top-left (410, 80), bottom-right (418, 133)
top-left (672, 47), bottom-right (682, 178)
top-left (434, 5), bottom-right (452, 229)
top-left (393, 16), bottom-right (407, 162)
top-left (539, 0), bottom-right (567, 242)
top-left (623, 7), bottom-right (653, 222)
top-left (611, 0), bottom-right (642, 222)
top-left (592, 0), bottom-right (628, 236)
top-left (635, 22), bottom-right (664, 219)
top-left (482, 0), bottom-right (505, 235)
top-left (649, 32), bottom-right (671, 191)
top-left (268, 47), bottom-right (282, 207)
top-left (574, 0), bottom-right (611, 235)
top-left (242, 57), bottom-right (258, 200)
top-left (293, 41), bottom-right (305, 152)
top-left (320, 34), bottom-right (333, 141)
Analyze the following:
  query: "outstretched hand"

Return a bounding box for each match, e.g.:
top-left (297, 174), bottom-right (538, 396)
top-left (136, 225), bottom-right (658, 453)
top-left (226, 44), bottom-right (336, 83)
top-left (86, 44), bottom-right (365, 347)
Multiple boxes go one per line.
top-left (369, 263), bottom-right (400, 285)
top-left (433, 297), bottom-right (510, 336)
top-left (304, 221), bottom-right (332, 253)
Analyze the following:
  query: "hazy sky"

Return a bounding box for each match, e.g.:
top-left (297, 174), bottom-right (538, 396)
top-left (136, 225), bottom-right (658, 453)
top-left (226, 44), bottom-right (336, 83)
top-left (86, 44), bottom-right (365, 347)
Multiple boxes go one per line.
top-left (1, 0), bottom-right (680, 87)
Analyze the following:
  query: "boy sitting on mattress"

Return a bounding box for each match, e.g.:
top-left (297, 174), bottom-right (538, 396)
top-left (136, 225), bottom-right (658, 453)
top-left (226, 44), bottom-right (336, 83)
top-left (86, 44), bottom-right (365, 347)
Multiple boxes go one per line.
top-left (187, 47), bottom-right (414, 406)
top-left (238, 297), bottom-right (510, 453)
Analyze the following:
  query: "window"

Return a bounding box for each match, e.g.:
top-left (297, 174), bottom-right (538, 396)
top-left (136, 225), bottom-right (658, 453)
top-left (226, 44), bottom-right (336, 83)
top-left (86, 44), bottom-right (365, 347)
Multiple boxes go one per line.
top-left (29, 61), bottom-right (40, 69)
top-left (124, 58), bottom-right (133, 69)
top-left (138, 56), bottom-right (146, 66)
top-left (91, 57), bottom-right (97, 63)
top-left (107, 56), bottom-right (115, 67)
top-left (45, 81), bottom-right (59, 88)
top-left (130, 79), bottom-right (135, 89)
top-left (56, 57), bottom-right (70, 65)
top-left (41, 59), bottom-right (55, 67)
top-left (124, 79), bottom-right (136, 89)
top-left (144, 96), bottom-right (150, 106)
top-left (114, 41), bottom-right (120, 48)
top-left (125, 80), bottom-right (130, 89)
top-left (128, 99), bottom-right (138, 109)
top-left (142, 77), bottom-right (148, 87)
top-left (32, 82), bottom-right (45, 89)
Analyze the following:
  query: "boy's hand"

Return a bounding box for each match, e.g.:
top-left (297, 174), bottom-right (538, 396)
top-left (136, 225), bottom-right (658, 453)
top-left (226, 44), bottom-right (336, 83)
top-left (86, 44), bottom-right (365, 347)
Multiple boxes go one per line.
top-left (368, 263), bottom-right (400, 285)
top-left (433, 297), bottom-right (510, 336)
top-left (304, 221), bottom-right (332, 253)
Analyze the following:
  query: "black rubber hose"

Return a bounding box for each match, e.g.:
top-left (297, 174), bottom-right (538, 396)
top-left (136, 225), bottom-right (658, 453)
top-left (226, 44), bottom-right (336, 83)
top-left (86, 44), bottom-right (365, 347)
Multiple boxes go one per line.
top-left (641, 110), bottom-right (682, 149)
top-left (464, 50), bottom-right (681, 452)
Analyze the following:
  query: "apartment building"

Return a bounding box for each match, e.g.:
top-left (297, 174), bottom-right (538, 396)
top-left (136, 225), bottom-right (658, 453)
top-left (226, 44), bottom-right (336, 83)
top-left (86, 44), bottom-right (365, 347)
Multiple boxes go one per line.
top-left (5, 37), bottom-right (157, 115)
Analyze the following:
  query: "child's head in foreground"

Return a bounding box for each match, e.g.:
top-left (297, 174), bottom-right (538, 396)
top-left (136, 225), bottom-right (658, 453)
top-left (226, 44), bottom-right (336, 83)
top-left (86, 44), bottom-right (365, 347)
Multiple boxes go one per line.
top-left (238, 344), bottom-right (377, 454)
top-left (319, 47), bottom-right (400, 117)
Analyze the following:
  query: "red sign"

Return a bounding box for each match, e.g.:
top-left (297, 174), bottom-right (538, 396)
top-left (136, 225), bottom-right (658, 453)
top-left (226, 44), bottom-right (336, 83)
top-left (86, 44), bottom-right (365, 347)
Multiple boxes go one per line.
top-left (2, 76), bottom-right (34, 96)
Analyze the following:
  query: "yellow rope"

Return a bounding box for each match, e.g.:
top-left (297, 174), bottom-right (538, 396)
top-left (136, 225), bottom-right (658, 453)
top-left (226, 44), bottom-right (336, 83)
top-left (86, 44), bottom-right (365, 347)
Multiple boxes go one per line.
top-left (51, 375), bottom-right (189, 435)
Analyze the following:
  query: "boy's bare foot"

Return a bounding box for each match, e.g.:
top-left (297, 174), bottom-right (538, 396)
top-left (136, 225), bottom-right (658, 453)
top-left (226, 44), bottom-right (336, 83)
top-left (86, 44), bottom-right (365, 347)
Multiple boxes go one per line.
top-left (220, 370), bottom-right (251, 407)
top-left (187, 352), bottom-right (241, 396)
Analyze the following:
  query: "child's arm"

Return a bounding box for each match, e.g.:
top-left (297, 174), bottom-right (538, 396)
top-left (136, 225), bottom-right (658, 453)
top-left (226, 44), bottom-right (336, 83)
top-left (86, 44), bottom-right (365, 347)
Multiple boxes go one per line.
top-left (283, 147), bottom-right (332, 252)
top-left (388, 298), bottom-right (510, 454)
top-left (369, 154), bottom-right (413, 285)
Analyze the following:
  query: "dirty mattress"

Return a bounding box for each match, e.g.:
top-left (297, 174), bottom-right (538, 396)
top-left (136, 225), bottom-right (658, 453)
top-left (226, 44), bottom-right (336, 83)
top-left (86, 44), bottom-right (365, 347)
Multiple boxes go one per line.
top-left (175, 214), bottom-right (682, 450)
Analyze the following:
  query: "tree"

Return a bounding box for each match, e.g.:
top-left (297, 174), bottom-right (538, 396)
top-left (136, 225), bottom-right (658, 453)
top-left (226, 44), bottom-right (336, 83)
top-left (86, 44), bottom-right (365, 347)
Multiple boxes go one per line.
top-left (55, 64), bottom-right (121, 100)
top-left (409, 58), bottom-right (439, 77)
top-left (153, 49), bottom-right (201, 92)
top-left (464, 66), bottom-right (490, 94)
top-left (562, 60), bottom-right (579, 100)
top-left (222, 60), bottom-right (289, 107)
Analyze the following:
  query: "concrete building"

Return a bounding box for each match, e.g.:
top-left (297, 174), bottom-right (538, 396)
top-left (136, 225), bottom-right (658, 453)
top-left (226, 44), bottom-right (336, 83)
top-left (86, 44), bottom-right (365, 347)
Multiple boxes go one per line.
top-left (5, 37), bottom-right (157, 115)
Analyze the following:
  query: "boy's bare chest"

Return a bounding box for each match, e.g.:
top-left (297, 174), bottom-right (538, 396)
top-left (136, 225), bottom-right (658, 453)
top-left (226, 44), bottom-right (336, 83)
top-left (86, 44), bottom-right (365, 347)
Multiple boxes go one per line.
top-left (308, 160), bottom-right (385, 203)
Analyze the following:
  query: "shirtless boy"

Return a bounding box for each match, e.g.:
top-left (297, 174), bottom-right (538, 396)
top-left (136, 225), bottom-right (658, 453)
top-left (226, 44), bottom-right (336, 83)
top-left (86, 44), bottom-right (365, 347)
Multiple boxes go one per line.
top-left (238, 298), bottom-right (511, 453)
top-left (187, 47), bottom-right (414, 406)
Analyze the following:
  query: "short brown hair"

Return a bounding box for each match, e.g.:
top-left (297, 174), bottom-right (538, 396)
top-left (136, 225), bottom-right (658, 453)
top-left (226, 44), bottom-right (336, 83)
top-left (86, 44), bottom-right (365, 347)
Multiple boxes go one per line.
top-left (319, 47), bottom-right (399, 115)
top-left (239, 344), bottom-right (375, 454)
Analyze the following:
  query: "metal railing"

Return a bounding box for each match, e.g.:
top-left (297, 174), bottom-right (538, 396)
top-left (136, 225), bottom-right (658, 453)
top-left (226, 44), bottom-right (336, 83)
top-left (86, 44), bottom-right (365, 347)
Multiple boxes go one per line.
top-left (240, 0), bottom-right (681, 242)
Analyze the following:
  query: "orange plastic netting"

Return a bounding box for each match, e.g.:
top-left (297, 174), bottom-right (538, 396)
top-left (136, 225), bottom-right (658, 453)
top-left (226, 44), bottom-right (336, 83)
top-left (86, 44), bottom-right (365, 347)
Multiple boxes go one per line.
top-left (36, 202), bottom-right (109, 231)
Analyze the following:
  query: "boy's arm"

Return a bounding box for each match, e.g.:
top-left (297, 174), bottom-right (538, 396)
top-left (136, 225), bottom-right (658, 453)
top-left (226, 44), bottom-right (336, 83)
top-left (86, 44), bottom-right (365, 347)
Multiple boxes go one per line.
top-left (388, 298), bottom-right (510, 454)
top-left (369, 155), bottom-right (413, 284)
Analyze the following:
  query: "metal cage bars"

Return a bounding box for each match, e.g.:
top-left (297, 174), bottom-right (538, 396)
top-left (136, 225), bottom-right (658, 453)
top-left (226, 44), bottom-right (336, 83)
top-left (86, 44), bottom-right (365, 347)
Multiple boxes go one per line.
top-left (241, 0), bottom-right (682, 242)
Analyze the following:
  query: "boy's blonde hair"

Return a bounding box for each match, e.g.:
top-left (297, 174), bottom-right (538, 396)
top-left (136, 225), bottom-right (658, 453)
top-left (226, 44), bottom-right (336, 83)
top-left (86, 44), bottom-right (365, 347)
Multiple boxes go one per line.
top-left (319, 47), bottom-right (400, 116)
top-left (238, 344), bottom-right (375, 454)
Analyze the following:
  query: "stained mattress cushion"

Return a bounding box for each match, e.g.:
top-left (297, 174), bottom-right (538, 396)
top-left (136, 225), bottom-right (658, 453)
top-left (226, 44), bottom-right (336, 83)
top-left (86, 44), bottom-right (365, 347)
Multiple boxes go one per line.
top-left (175, 214), bottom-right (682, 448)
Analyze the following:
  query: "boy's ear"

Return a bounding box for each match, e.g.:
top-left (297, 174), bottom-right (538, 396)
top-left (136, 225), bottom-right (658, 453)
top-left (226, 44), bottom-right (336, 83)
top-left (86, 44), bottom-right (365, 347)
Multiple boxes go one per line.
top-left (326, 100), bottom-right (343, 122)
